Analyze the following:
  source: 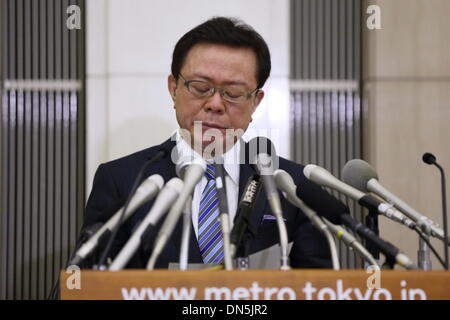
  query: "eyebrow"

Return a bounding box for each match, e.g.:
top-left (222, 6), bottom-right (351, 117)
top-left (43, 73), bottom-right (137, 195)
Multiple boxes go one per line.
top-left (192, 73), bottom-right (249, 86)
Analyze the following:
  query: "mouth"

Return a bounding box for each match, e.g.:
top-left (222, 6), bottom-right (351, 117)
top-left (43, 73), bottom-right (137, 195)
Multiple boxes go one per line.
top-left (197, 121), bottom-right (227, 130)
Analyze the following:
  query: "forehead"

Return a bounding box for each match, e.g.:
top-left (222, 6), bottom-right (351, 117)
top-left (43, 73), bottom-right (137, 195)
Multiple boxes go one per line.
top-left (181, 43), bottom-right (258, 86)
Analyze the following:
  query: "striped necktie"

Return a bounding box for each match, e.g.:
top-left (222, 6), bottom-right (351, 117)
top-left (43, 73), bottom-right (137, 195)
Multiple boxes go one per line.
top-left (198, 164), bottom-right (224, 264)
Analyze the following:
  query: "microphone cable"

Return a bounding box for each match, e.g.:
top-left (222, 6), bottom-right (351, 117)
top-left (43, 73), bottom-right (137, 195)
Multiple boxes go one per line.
top-left (412, 225), bottom-right (447, 269)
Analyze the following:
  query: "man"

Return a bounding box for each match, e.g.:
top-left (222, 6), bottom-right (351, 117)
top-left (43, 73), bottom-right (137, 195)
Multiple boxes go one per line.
top-left (80, 17), bottom-right (348, 269)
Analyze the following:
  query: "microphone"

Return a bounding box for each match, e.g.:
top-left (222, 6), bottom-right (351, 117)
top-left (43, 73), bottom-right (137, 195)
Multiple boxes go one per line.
top-left (321, 217), bottom-right (378, 267)
top-left (77, 196), bottom-right (128, 249)
top-left (69, 174), bottom-right (164, 266)
top-left (274, 169), bottom-right (333, 229)
top-left (230, 174), bottom-right (262, 260)
top-left (422, 152), bottom-right (449, 269)
top-left (341, 159), bottom-right (417, 230)
top-left (179, 194), bottom-right (193, 271)
top-left (109, 177), bottom-right (184, 271)
top-left (250, 136), bottom-right (290, 270)
top-left (146, 157), bottom-right (206, 270)
top-left (303, 164), bottom-right (417, 269)
top-left (273, 169), bottom-right (340, 270)
top-left (214, 162), bottom-right (233, 270)
top-left (342, 159), bottom-right (447, 242)
top-left (96, 143), bottom-right (173, 268)
top-left (340, 214), bottom-right (417, 269)
top-left (304, 164), bottom-right (416, 230)
top-left (423, 152), bottom-right (437, 165)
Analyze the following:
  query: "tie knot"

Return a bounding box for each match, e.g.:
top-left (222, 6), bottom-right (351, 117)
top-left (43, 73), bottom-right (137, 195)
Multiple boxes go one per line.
top-left (205, 164), bottom-right (216, 181)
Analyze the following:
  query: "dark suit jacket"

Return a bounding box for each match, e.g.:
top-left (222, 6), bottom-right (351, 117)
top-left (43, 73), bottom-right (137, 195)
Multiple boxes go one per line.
top-left (80, 138), bottom-right (349, 269)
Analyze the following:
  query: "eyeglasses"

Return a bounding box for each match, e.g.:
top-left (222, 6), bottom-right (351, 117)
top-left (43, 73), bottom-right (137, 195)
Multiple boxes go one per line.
top-left (178, 74), bottom-right (259, 104)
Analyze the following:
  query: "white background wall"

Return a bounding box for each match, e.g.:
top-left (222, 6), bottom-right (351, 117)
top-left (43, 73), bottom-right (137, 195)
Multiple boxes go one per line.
top-left (364, 0), bottom-right (450, 269)
top-left (86, 0), bottom-right (290, 195)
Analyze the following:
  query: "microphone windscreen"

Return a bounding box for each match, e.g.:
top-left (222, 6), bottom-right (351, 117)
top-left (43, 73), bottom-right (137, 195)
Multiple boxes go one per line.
top-left (175, 157), bottom-right (205, 179)
top-left (342, 159), bottom-right (378, 193)
top-left (422, 152), bottom-right (436, 165)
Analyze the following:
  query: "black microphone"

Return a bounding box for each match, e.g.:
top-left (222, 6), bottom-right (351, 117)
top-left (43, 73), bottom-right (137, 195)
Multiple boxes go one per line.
top-left (423, 152), bottom-right (437, 165)
top-left (230, 174), bottom-right (262, 258)
top-left (340, 214), bottom-right (418, 270)
top-left (422, 152), bottom-right (449, 270)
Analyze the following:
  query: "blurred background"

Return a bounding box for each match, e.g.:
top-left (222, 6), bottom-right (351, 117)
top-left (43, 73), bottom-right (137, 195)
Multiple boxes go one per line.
top-left (1, 0), bottom-right (449, 299)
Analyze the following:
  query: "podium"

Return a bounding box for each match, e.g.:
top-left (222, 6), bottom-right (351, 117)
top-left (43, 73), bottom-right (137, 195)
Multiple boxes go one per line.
top-left (60, 269), bottom-right (450, 300)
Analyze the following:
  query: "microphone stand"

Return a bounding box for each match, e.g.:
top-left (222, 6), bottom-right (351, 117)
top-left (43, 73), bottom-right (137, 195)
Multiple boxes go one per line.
top-left (179, 195), bottom-right (192, 271)
top-left (435, 161), bottom-right (449, 268)
top-left (422, 153), bottom-right (449, 270)
top-left (418, 236), bottom-right (432, 270)
top-left (214, 163), bottom-right (233, 271)
top-left (256, 155), bottom-right (290, 271)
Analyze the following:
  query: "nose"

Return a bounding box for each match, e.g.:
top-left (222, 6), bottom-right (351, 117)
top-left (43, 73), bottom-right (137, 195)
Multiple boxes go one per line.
top-left (204, 89), bottom-right (225, 114)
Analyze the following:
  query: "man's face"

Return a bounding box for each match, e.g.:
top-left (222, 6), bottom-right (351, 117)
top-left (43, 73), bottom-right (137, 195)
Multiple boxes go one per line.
top-left (168, 43), bottom-right (264, 155)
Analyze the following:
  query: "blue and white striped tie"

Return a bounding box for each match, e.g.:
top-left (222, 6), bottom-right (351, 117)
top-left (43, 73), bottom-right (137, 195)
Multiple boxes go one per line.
top-left (198, 164), bottom-right (224, 264)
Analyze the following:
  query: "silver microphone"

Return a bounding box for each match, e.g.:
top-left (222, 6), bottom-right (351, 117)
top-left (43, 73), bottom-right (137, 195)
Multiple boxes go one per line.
top-left (342, 159), bottom-right (447, 242)
top-left (303, 164), bottom-right (417, 269)
top-left (303, 164), bottom-right (415, 229)
top-left (321, 217), bottom-right (378, 267)
top-left (109, 177), bottom-right (184, 271)
top-left (71, 174), bottom-right (164, 265)
top-left (146, 157), bottom-right (206, 270)
top-left (273, 169), bottom-right (340, 270)
top-left (255, 153), bottom-right (290, 270)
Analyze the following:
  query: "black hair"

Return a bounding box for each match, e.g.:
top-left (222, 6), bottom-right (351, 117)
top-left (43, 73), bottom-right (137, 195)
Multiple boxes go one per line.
top-left (171, 16), bottom-right (271, 89)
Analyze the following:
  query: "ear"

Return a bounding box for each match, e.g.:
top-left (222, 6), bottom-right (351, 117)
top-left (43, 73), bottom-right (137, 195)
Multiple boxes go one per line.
top-left (248, 90), bottom-right (265, 123)
top-left (254, 90), bottom-right (264, 107)
top-left (252, 89), bottom-right (265, 113)
top-left (168, 74), bottom-right (177, 102)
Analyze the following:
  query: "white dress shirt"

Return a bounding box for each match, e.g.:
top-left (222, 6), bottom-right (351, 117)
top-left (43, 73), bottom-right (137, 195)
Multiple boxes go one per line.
top-left (174, 130), bottom-right (241, 239)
